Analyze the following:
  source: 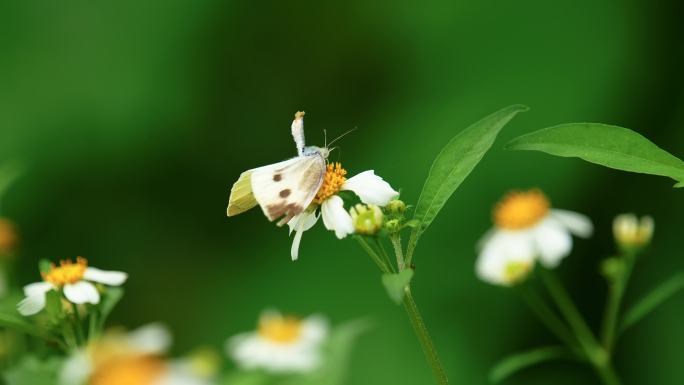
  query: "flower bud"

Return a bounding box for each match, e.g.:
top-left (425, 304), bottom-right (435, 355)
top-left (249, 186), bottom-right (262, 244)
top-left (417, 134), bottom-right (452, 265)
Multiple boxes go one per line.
top-left (350, 204), bottom-right (383, 235)
top-left (385, 199), bottom-right (407, 216)
top-left (613, 214), bottom-right (654, 251)
top-left (384, 219), bottom-right (401, 233)
top-left (601, 257), bottom-right (625, 282)
top-left (0, 218), bottom-right (18, 257)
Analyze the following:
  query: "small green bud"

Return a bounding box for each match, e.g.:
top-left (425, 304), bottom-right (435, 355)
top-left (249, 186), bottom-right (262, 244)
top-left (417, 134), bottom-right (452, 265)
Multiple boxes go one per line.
top-left (384, 219), bottom-right (401, 233)
top-left (385, 199), bottom-right (407, 216)
top-left (600, 257), bottom-right (625, 281)
top-left (350, 204), bottom-right (384, 235)
top-left (613, 214), bottom-right (654, 252)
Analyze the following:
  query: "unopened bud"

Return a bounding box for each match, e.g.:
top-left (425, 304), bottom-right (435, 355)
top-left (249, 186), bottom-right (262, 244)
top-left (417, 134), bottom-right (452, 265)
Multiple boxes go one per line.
top-left (350, 204), bottom-right (383, 235)
top-left (613, 214), bottom-right (654, 251)
top-left (385, 199), bottom-right (407, 216)
top-left (384, 219), bottom-right (401, 233)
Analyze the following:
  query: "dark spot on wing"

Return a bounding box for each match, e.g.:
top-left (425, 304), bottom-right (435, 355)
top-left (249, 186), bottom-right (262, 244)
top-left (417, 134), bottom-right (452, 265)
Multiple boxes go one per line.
top-left (280, 189), bottom-right (291, 198)
top-left (267, 202), bottom-right (304, 226)
top-left (273, 174), bottom-right (282, 182)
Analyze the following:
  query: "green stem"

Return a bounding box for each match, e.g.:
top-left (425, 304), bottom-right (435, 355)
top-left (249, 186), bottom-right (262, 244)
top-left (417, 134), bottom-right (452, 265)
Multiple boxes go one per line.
top-left (403, 287), bottom-right (449, 385)
top-left (374, 238), bottom-right (396, 273)
top-left (601, 251), bottom-right (637, 353)
top-left (540, 270), bottom-right (623, 385)
top-left (355, 237), bottom-right (391, 274)
top-left (595, 362), bottom-right (622, 385)
top-left (390, 234), bottom-right (406, 271)
top-left (540, 270), bottom-right (600, 358)
top-left (517, 285), bottom-right (582, 356)
top-left (61, 321), bottom-right (78, 351)
top-left (88, 307), bottom-right (100, 342)
top-left (71, 305), bottom-right (86, 346)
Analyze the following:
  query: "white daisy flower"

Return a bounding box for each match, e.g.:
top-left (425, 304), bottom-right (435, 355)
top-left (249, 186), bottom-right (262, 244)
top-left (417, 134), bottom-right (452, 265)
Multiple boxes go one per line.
top-left (227, 310), bottom-right (329, 373)
top-left (59, 323), bottom-right (215, 385)
top-left (476, 189), bottom-right (593, 286)
top-left (17, 257), bottom-right (128, 316)
top-left (59, 323), bottom-right (172, 385)
top-left (288, 162), bottom-right (398, 260)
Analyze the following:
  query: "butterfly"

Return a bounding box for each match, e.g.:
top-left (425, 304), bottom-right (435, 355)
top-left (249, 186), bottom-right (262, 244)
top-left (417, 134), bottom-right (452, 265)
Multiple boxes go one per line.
top-left (227, 112), bottom-right (342, 226)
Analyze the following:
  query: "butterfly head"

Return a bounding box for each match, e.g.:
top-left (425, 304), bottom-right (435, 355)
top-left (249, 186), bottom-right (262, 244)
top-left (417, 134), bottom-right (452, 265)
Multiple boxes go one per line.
top-left (303, 146), bottom-right (330, 160)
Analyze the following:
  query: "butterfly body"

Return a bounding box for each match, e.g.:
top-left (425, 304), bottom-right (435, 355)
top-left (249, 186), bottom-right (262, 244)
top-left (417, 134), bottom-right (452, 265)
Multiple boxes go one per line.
top-left (227, 112), bottom-right (329, 226)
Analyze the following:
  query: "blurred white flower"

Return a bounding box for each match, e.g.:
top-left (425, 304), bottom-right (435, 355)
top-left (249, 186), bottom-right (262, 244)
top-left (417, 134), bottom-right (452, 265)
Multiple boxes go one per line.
top-left (227, 310), bottom-right (328, 373)
top-left (18, 257), bottom-right (127, 316)
top-left (288, 163), bottom-right (398, 260)
top-left (59, 324), bottom-right (215, 385)
top-left (476, 189), bottom-right (592, 286)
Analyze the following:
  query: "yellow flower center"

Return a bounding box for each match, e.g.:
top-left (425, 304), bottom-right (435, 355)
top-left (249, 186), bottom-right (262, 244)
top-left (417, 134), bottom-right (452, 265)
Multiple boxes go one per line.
top-left (89, 355), bottom-right (166, 385)
top-left (493, 189), bottom-right (550, 230)
top-left (258, 314), bottom-right (303, 344)
top-left (503, 261), bottom-right (533, 285)
top-left (314, 163), bottom-right (347, 204)
top-left (42, 257), bottom-right (88, 286)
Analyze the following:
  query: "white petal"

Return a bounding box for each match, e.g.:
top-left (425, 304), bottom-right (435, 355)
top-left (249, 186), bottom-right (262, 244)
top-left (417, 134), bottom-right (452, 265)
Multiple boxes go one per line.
top-left (287, 209), bottom-right (319, 235)
top-left (155, 362), bottom-right (213, 385)
top-left (300, 315), bottom-right (329, 344)
top-left (63, 281), bottom-right (100, 305)
top-left (18, 282), bottom-right (53, 316)
top-left (84, 267), bottom-right (128, 286)
top-left (23, 281), bottom-right (53, 297)
top-left (287, 210), bottom-right (320, 261)
top-left (551, 209), bottom-right (593, 238)
top-left (533, 220), bottom-right (573, 268)
top-left (342, 170), bottom-right (399, 206)
top-left (127, 323), bottom-right (172, 354)
top-left (321, 196), bottom-right (354, 239)
top-left (59, 350), bottom-right (93, 385)
top-left (291, 230), bottom-right (305, 261)
top-left (476, 231), bottom-right (535, 286)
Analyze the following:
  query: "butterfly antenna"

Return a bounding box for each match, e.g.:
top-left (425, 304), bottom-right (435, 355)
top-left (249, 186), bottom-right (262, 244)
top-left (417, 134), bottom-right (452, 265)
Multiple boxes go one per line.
top-left (327, 127), bottom-right (358, 148)
top-left (324, 129), bottom-right (328, 148)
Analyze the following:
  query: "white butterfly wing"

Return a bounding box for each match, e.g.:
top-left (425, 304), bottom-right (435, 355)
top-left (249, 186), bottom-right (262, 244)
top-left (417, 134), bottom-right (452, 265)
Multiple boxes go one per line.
top-left (250, 155), bottom-right (326, 226)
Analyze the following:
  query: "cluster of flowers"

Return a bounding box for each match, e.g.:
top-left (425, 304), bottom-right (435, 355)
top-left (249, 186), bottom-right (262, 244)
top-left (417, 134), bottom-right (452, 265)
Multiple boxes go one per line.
top-left (0, 241), bottom-right (336, 385)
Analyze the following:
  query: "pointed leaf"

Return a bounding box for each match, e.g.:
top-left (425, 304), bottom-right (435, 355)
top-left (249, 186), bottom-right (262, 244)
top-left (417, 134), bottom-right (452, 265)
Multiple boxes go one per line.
top-left (506, 123), bottom-right (684, 186)
top-left (407, 105), bottom-right (528, 261)
top-left (382, 269), bottom-right (414, 304)
top-left (620, 272), bottom-right (684, 334)
top-left (489, 346), bottom-right (575, 383)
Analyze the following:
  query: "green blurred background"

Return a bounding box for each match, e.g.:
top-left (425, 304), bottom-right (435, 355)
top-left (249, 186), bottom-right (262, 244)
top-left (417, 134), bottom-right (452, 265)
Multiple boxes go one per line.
top-left (1, 0), bottom-right (683, 384)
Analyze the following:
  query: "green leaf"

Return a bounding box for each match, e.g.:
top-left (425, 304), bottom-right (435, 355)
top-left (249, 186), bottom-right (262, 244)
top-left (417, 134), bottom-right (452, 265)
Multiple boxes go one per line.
top-left (489, 346), bottom-right (575, 383)
top-left (3, 356), bottom-right (62, 385)
top-left (382, 269), bottom-right (414, 304)
top-left (0, 312), bottom-right (39, 336)
top-left (407, 105), bottom-right (528, 262)
top-left (620, 272), bottom-right (684, 334)
top-left (506, 123), bottom-right (684, 186)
